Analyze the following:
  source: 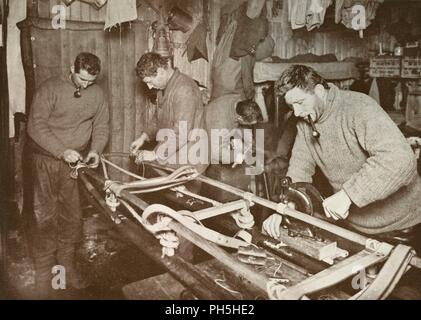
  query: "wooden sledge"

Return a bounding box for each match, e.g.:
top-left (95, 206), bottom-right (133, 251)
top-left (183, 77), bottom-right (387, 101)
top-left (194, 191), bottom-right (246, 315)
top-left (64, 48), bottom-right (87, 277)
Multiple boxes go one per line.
top-left (73, 153), bottom-right (421, 300)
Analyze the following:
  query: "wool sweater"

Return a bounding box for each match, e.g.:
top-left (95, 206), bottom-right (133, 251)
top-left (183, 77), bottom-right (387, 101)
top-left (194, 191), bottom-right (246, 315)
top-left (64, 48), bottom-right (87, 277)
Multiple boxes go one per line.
top-left (145, 69), bottom-right (208, 173)
top-left (287, 84), bottom-right (421, 234)
top-left (27, 75), bottom-right (109, 158)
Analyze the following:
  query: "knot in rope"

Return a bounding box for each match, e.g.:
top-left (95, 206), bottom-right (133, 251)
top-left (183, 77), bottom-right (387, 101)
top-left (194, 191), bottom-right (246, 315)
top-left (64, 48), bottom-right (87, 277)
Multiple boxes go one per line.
top-left (69, 161), bottom-right (91, 179)
top-left (266, 280), bottom-right (287, 300)
top-left (105, 192), bottom-right (120, 212)
top-left (232, 201), bottom-right (255, 229)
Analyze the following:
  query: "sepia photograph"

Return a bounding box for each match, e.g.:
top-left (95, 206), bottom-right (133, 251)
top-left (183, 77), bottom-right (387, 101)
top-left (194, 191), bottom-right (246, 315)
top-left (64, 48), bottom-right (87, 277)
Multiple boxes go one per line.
top-left (0, 0), bottom-right (421, 305)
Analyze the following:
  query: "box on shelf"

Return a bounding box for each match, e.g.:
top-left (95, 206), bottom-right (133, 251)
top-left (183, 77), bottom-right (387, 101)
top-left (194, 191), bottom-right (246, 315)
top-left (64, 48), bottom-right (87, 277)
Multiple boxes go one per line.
top-left (402, 57), bottom-right (421, 79)
top-left (369, 56), bottom-right (401, 78)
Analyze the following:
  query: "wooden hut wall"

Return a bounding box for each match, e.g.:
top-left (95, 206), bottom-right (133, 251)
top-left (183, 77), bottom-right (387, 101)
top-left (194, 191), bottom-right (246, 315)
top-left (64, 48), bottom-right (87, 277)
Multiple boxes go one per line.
top-left (21, 18), bottom-right (150, 157)
top-left (24, 0), bottom-right (421, 156)
top-left (28, 0), bottom-right (212, 159)
top-left (211, 0), bottom-right (421, 60)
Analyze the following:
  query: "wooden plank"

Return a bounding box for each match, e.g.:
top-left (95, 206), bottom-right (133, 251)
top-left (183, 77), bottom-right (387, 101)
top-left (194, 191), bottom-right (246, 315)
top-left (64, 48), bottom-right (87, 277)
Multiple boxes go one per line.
top-left (123, 272), bottom-right (186, 300)
top-left (80, 1), bottom-right (91, 22)
top-left (122, 251), bottom-right (351, 300)
top-left (107, 31), bottom-right (125, 154)
top-left (134, 23), bottom-right (149, 139)
top-left (122, 26), bottom-right (136, 154)
top-left (271, 227), bottom-right (339, 262)
top-left (276, 250), bottom-right (387, 300)
top-left (37, 0), bottom-right (50, 19)
top-left (69, 0), bottom-right (82, 21)
top-left (89, 2), bottom-right (101, 22)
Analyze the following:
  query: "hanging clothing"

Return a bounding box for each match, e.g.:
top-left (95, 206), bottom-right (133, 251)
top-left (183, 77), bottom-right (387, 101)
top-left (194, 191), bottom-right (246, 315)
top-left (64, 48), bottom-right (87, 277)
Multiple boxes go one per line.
top-left (339, 0), bottom-right (384, 31)
top-left (229, 2), bottom-right (268, 59)
top-left (288, 0), bottom-right (308, 29)
top-left (7, 0), bottom-right (27, 138)
top-left (104, 0), bottom-right (137, 30)
top-left (186, 22), bottom-right (208, 62)
top-left (306, 0), bottom-right (332, 31)
top-left (288, 0), bottom-right (332, 31)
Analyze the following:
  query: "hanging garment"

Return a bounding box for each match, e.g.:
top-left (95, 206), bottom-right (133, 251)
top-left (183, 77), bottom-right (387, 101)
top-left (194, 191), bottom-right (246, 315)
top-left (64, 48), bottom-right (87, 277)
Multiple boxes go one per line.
top-left (104, 0), bottom-right (137, 30)
top-left (229, 2), bottom-right (268, 59)
top-left (7, 0), bottom-right (27, 138)
top-left (335, 0), bottom-right (345, 24)
top-left (211, 20), bottom-right (242, 99)
top-left (255, 34), bottom-right (275, 62)
top-left (186, 22), bottom-right (208, 62)
top-left (288, 0), bottom-right (309, 30)
top-left (80, 0), bottom-right (107, 9)
top-left (340, 0), bottom-right (384, 31)
top-left (306, 0), bottom-right (332, 31)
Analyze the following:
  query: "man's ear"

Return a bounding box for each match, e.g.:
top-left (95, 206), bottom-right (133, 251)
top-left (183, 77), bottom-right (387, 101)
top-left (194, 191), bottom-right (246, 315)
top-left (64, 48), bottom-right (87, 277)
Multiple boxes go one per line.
top-left (70, 66), bottom-right (75, 74)
top-left (156, 67), bottom-right (165, 77)
top-left (314, 84), bottom-right (326, 99)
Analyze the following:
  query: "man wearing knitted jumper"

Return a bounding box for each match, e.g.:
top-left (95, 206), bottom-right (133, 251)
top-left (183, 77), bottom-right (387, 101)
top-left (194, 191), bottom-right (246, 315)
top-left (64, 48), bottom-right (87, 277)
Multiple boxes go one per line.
top-left (27, 52), bottom-right (109, 298)
top-left (130, 52), bottom-right (208, 175)
top-left (263, 65), bottom-right (421, 240)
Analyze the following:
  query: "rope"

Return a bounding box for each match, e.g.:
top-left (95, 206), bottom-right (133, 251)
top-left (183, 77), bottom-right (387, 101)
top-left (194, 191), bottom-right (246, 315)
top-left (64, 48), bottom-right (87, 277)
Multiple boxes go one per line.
top-left (142, 204), bottom-right (250, 250)
top-left (69, 161), bottom-right (98, 179)
top-left (100, 154), bottom-right (220, 206)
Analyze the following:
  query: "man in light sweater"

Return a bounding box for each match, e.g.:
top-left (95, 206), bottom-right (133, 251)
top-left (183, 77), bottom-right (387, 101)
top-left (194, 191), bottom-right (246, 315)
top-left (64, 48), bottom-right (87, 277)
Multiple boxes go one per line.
top-left (27, 52), bottom-right (109, 298)
top-left (263, 65), bottom-right (421, 243)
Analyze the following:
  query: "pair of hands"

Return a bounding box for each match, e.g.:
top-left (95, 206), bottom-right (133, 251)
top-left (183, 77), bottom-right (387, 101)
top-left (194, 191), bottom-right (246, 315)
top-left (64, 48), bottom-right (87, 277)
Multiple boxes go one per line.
top-left (62, 149), bottom-right (100, 168)
top-left (130, 132), bottom-right (157, 163)
top-left (262, 189), bottom-right (352, 239)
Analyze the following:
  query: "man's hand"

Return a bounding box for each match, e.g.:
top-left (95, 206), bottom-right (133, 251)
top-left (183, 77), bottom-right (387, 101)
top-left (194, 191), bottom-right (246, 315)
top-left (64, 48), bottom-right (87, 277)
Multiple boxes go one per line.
top-left (61, 149), bottom-right (82, 164)
top-left (84, 150), bottom-right (100, 168)
top-left (130, 132), bottom-right (150, 155)
top-left (262, 214), bottom-right (283, 239)
top-left (322, 189), bottom-right (352, 221)
top-left (135, 150), bottom-right (157, 164)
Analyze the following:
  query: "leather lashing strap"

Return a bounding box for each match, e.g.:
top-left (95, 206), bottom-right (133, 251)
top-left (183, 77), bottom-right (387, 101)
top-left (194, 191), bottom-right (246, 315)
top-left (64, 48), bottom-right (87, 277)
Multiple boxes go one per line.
top-left (273, 250), bottom-right (388, 300)
top-left (356, 244), bottom-right (415, 300)
top-left (142, 204), bottom-right (250, 249)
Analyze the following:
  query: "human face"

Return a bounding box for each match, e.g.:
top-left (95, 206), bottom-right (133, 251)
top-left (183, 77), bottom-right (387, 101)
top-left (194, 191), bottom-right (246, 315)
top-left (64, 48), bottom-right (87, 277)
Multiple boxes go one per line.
top-left (143, 67), bottom-right (168, 90)
top-left (73, 69), bottom-right (97, 89)
top-left (284, 87), bottom-right (322, 123)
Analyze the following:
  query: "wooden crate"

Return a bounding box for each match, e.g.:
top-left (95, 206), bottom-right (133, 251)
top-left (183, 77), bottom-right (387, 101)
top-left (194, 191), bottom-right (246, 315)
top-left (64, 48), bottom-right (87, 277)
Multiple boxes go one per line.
top-left (369, 57), bottom-right (401, 78)
top-left (402, 58), bottom-right (421, 79)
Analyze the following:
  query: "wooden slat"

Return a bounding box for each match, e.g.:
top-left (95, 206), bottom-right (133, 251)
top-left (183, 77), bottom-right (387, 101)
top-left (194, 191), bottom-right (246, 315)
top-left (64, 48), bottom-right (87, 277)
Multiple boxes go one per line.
top-left (108, 31), bottom-right (125, 154)
top-left (89, 3), bottom-right (101, 22)
top-left (134, 23), bottom-right (149, 139)
top-left (69, 0), bottom-right (82, 21)
top-left (122, 26), bottom-right (136, 154)
top-left (37, 0), bottom-right (50, 18)
top-left (80, 1), bottom-right (91, 22)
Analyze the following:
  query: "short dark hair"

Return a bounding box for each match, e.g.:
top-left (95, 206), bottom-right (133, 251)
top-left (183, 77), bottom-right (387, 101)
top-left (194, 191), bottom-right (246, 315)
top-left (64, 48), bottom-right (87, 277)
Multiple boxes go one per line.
top-left (275, 65), bottom-right (329, 96)
top-left (136, 52), bottom-right (169, 79)
top-left (74, 52), bottom-right (101, 75)
top-left (236, 99), bottom-right (263, 123)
